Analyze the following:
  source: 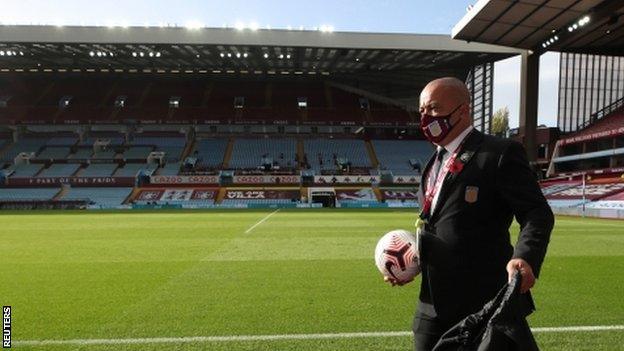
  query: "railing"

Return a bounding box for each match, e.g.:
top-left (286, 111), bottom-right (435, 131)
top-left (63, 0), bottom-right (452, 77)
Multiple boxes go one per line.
top-left (579, 95), bottom-right (624, 130)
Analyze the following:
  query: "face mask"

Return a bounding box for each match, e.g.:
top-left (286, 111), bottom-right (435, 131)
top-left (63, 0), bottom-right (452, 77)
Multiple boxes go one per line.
top-left (420, 104), bottom-right (462, 144)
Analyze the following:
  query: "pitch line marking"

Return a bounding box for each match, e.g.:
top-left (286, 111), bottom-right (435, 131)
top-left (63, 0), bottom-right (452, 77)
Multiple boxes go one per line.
top-left (244, 208), bottom-right (280, 234)
top-left (15, 325), bottom-right (624, 346)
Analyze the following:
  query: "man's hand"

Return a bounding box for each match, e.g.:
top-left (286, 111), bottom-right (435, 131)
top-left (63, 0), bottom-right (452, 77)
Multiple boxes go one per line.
top-left (383, 276), bottom-right (413, 287)
top-left (506, 258), bottom-right (535, 293)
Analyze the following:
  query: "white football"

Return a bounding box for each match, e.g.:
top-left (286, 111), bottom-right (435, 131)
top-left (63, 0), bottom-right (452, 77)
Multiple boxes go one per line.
top-left (375, 229), bottom-right (420, 283)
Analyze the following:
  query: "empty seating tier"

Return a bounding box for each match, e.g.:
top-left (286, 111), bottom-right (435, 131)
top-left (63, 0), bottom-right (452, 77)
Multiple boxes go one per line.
top-left (80, 163), bottom-right (119, 177)
top-left (37, 163), bottom-right (80, 177)
top-left (61, 187), bottom-right (132, 208)
top-left (372, 139), bottom-right (434, 175)
top-left (0, 188), bottom-right (59, 201)
top-left (304, 139), bottom-right (371, 172)
top-left (192, 138), bottom-right (228, 168)
top-left (229, 138), bottom-right (297, 170)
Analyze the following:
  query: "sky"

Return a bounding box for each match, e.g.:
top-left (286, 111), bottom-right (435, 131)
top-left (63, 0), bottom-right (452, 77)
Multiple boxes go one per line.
top-left (0, 0), bottom-right (559, 128)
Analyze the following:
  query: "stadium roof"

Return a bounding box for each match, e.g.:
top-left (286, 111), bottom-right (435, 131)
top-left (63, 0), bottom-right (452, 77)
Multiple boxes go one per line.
top-left (0, 25), bottom-right (522, 74)
top-left (452, 0), bottom-right (624, 56)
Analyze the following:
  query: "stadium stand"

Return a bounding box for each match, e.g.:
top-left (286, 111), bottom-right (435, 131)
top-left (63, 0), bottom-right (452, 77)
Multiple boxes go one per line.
top-left (545, 181), bottom-right (624, 208)
top-left (61, 187), bottom-right (132, 208)
top-left (540, 180), bottom-right (582, 196)
top-left (546, 199), bottom-right (589, 208)
top-left (46, 136), bottom-right (79, 146)
top-left (104, 78), bottom-right (148, 110)
top-left (36, 146), bottom-right (72, 160)
top-left (370, 103), bottom-right (413, 124)
top-left (1, 137), bottom-right (48, 162)
top-left (80, 133), bottom-right (125, 146)
top-left (304, 138), bottom-right (371, 172)
top-left (0, 188), bottom-right (60, 201)
top-left (584, 189), bottom-right (624, 210)
top-left (80, 163), bottom-right (119, 177)
top-left (192, 138), bottom-right (228, 169)
top-left (0, 43), bottom-right (508, 211)
top-left (156, 162), bottom-right (181, 176)
top-left (564, 108), bottom-right (624, 140)
top-left (0, 75), bottom-right (422, 126)
top-left (37, 163), bottom-right (81, 177)
top-left (92, 149), bottom-right (118, 159)
top-left (0, 140), bottom-right (9, 161)
top-left (6, 163), bottom-right (43, 177)
top-left (372, 139), bottom-right (433, 174)
top-left (113, 163), bottom-right (158, 177)
top-left (228, 138), bottom-right (296, 170)
top-left (69, 148), bottom-right (93, 159)
top-left (549, 106), bottom-right (624, 175)
top-left (122, 146), bottom-right (154, 160)
top-left (132, 135), bottom-right (187, 162)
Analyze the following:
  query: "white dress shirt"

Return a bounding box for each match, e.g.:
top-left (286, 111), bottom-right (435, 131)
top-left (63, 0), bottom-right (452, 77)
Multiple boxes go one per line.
top-left (426, 126), bottom-right (474, 213)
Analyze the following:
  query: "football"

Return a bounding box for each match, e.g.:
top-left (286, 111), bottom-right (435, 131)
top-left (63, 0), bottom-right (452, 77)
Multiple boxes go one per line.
top-left (375, 229), bottom-right (421, 283)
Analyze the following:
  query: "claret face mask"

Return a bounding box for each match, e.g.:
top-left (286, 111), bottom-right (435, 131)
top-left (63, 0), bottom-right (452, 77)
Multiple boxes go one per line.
top-left (420, 104), bottom-right (462, 144)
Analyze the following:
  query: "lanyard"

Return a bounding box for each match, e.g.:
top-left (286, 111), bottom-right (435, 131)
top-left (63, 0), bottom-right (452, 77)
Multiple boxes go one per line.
top-left (420, 138), bottom-right (467, 219)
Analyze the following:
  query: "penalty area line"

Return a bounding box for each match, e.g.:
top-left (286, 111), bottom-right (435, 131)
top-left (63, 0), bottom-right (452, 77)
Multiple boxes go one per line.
top-left (244, 208), bottom-right (280, 234)
top-left (15, 325), bottom-right (624, 346)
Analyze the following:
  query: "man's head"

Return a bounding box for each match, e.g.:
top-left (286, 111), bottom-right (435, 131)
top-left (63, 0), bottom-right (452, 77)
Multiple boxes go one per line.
top-left (419, 77), bottom-right (472, 146)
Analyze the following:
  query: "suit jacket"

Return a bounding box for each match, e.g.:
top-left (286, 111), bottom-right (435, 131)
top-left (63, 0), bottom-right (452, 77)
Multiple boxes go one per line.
top-left (417, 129), bottom-right (554, 324)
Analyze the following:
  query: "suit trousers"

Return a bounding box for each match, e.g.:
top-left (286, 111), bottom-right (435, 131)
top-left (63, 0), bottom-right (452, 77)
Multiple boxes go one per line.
top-left (412, 311), bottom-right (452, 351)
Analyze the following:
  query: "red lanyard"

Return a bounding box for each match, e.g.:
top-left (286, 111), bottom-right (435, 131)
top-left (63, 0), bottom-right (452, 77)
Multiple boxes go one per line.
top-left (421, 138), bottom-right (467, 218)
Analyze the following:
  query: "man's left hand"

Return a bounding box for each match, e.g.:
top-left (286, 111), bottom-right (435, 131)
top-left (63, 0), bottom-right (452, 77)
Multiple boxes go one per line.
top-left (506, 258), bottom-right (535, 294)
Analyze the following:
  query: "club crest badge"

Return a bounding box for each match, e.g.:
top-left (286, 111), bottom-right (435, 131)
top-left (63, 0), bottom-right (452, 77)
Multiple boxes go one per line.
top-left (465, 186), bottom-right (479, 203)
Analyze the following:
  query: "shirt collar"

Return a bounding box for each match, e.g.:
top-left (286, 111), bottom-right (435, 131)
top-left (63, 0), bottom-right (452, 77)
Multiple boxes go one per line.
top-left (442, 126), bottom-right (473, 154)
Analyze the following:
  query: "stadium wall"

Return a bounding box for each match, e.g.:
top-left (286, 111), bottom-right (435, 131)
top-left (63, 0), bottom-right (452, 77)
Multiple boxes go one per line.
top-left (550, 206), bottom-right (624, 220)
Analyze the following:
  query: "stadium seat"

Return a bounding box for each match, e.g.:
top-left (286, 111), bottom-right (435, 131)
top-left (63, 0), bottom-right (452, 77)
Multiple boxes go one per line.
top-left (114, 163), bottom-right (158, 177)
top-left (304, 139), bottom-right (371, 172)
top-left (372, 139), bottom-right (434, 175)
top-left (36, 146), bottom-right (72, 160)
top-left (157, 162), bottom-right (181, 176)
top-left (46, 136), bottom-right (79, 146)
top-left (92, 149), bottom-right (118, 160)
top-left (229, 138), bottom-right (297, 169)
top-left (192, 138), bottom-right (228, 169)
top-left (7, 163), bottom-right (43, 177)
top-left (37, 163), bottom-right (81, 177)
top-left (69, 148), bottom-right (93, 159)
top-left (1, 138), bottom-right (48, 162)
top-left (131, 135), bottom-right (187, 162)
top-left (0, 188), bottom-right (60, 201)
top-left (80, 163), bottom-right (119, 177)
top-left (122, 146), bottom-right (155, 160)
top-left (61, 187), bottom-right (132, 208)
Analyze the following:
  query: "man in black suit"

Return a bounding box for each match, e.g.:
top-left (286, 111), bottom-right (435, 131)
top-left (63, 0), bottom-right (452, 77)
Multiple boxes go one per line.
top-left (384, 77), bottom-right (554, 350)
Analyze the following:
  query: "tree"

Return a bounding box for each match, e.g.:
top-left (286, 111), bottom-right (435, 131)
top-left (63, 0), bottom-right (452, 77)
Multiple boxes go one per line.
top-left (491, 107), bottom-right (509, 137)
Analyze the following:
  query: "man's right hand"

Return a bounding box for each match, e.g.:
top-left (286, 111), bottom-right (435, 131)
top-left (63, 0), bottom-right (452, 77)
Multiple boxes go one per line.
top-left (383, 276), bottom-right (413, 287)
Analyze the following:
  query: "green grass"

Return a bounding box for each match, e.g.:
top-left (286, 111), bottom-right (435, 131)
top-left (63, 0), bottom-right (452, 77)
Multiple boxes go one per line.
top-left (0, 210), bottom-right (623, 350)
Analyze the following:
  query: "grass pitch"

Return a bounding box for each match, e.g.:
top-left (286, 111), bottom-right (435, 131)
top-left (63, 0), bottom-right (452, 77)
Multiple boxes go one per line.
top-left (0, 209), bottom-right (623, 350)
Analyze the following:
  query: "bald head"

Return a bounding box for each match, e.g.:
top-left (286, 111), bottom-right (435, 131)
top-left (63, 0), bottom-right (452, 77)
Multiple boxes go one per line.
top-left (419, 77), bottom-right (472, 146)
top-left (421, 77), bottom-right (470, 106)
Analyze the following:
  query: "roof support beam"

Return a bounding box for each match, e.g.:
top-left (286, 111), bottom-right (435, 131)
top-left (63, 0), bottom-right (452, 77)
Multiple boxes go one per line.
top-left (519, 51), bottom-right (540, 163)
